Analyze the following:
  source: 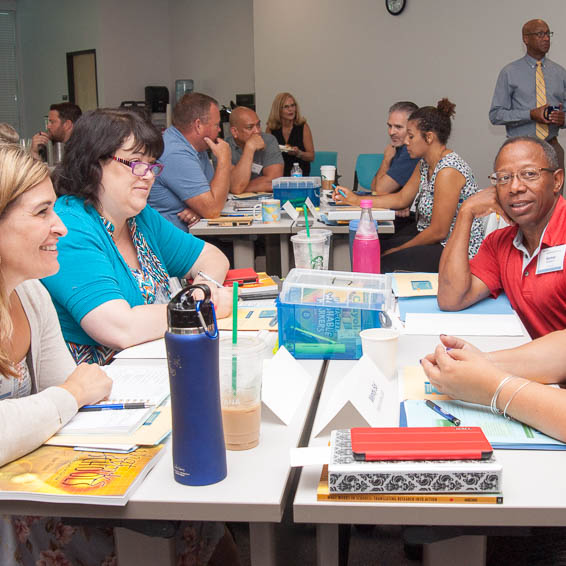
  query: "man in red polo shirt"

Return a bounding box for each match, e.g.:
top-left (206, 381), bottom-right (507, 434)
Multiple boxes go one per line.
top-left (437, 136), bottom-right (566, 338)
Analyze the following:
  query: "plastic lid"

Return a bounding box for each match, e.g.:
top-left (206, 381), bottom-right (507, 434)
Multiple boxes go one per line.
top-left (167, 285), bottom-right (215, 331)
top-left (360, 199), bottom-right (373, 208)
top-left (290, 233), bottom-right (326, 244)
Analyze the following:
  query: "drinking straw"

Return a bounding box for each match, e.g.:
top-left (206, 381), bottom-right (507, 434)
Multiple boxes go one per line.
top-left (232, 281), bottom-right (239, 395)
top-left (302, 204), bottom-right (314, 267)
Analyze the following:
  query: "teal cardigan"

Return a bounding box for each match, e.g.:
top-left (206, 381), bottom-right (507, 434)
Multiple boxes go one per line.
top-left (42, 196), bottom-right (205, 346)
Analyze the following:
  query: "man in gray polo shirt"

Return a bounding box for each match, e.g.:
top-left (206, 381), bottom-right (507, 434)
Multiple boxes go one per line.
top-left (227, 106), bottom-right (283, 193)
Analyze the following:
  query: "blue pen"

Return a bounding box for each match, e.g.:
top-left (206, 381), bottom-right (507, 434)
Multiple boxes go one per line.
top-left (332, 184), bottom-right (347, 198)
top-left (425, 399), bottom-right (461, 426)
top-left (80, 403), bottom-right (153, 412)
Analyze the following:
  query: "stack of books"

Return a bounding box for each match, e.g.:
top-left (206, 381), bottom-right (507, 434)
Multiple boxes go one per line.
top-left (317, 429), bottom-right (503, 504)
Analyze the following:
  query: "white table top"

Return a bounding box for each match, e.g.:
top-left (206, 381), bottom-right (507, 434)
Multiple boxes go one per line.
top-left (0, 358), bottom-right (324, 523)
top-left (293, 329), bottom-right (566, 527)
top-left (190, 217), bottom-right (295, 236)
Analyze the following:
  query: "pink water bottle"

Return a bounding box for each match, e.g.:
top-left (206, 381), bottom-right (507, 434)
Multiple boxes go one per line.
top-left (352, 199), bottom-right (380, 273)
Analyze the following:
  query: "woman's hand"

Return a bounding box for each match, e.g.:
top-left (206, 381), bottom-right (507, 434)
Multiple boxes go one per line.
top-left (211, 286), bottom-right (233, 319)
top-left (59, 363), bottom-right (113, 408)
top-left (421, 341), bottom-right (506, 407)
top-left (191, 277), bottom-right (233, 320)
top-left (332, 185), bottom-right (360, 206)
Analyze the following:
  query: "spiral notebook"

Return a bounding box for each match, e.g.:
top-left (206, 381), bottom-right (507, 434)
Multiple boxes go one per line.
top-left (58, 365), bottom-right (170, 435)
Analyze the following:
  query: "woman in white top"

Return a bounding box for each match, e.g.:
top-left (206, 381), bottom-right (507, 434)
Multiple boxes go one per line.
top-left (0, 144), bottom-right (111, 465)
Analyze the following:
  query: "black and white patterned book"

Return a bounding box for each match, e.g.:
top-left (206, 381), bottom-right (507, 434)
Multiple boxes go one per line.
top-left (329, 429), bottom-right (502, 494)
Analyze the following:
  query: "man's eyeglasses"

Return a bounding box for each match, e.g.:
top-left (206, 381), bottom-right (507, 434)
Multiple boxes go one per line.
top-left (111, 156), bottom-right (164, 177)
top-left (488, 167), bottom-right (556, 186)
top-left (525, 31), bottom-right (553, 39)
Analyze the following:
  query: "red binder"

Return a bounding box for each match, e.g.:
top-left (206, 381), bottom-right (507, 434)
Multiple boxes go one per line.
top-left (223, 268), bottom-right (258, 286)
top-left (350, 427), bottom-right (493, 461)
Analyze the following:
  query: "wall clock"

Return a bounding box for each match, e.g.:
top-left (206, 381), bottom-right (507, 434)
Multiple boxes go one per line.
top-left (386, 0), bottom-right (406, 16)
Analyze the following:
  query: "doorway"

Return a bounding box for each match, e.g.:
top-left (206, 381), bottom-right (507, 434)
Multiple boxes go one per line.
top-left (66, 49), bottom-right (98, 111)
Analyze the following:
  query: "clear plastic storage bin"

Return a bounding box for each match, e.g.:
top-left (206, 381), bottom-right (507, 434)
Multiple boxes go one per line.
top-left (272, 176), bottom-right (321, 207)
top-left (277, 268), bottom-right (393, 359)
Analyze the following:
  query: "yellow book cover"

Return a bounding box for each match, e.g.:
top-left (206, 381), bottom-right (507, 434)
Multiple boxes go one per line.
top-left (217, 306), bottom-right (278, 331)
top-left (0, 444), bottom-right (164, 505)
top-left (392, 272), bottom-right (438, 297)
top-left (402, 366), bottom-right (451, 401)
top-left (317, 466), bottom-right (502, 504)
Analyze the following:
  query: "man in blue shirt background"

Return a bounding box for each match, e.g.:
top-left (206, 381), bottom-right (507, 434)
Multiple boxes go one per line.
top-left (148, 92), bottom-right (232, 230)
top-left (371, 101), bottom-right (420, 230)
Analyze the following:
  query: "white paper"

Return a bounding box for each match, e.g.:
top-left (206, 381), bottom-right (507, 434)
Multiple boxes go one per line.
top-left (305, 196), bottom-right (321, 221)
top-left (290, 446), bottom-right (331, 467)
top-left (261, 346), bottom-right (311, 425)
top-left (404, 313), bottom-right (523, 336)
top-left (114, 339), bottom-right (167, 359)
top-left (312, 356), bottom-right (399, 438)
top-left (282, 200), bottom-right (299, 220)
top-left (60, 407), bottom-right (153, 435)
top-left (102, 365), bottom-right (170, 405)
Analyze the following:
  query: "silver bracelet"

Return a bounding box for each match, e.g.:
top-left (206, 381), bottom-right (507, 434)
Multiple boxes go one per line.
top-left (490, 375), bottom-right (518, 415)
top-left (503, 380), bottom-right (533, 420)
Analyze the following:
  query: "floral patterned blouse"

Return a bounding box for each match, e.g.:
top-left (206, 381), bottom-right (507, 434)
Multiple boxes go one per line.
top-left (67, 215), bottom-right (171, 366)
top-left (415, 152), bottom-right (484, 258)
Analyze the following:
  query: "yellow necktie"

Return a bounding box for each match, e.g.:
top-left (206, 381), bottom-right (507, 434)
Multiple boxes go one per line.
top-left (536, 61), bottom-right (549, 140)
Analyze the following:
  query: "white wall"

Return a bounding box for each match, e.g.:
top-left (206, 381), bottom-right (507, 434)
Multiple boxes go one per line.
top-left (16, 0), bottom-right (255, 136)
top-left (253, 0), bottom-right (566, 184)
top-left (97, 0), bottom-right (171, 108)
top-left (17, 0), bottom-right (99, 136)
top-left (169, 0), bottom-right (255, 107)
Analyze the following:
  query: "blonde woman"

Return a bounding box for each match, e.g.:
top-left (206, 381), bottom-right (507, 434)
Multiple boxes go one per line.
top-left (0, 144), bottom-right (240, 566)
top-left (0, 144), bottom-right (116, 564)
top-left (266, 92), bottom-right (314, 176)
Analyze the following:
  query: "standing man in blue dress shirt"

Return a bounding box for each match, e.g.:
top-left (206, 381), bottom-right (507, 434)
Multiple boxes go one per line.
top-left (148, 92), bottom-right (232, 230)
top-left (489, 19), bottom-right (566, 171)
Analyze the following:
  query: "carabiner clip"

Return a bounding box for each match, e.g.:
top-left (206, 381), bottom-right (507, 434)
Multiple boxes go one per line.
top-left (195, 300), bottom-right (218, 339)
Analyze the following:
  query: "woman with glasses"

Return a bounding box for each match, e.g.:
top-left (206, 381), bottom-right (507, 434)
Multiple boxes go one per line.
top-left (42, 108), bottom-right (231, 365)
top-left (266, 92), bottom-right (314, 176)
top-left (334, 99), bottom-right (483, 272)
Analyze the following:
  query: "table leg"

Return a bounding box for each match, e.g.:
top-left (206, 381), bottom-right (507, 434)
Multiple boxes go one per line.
top-left (232, 237), bottom-right (255, 269)
top-left (249, 522), bottom-right (276, 566)
top-left (280, 234), bottom-right (290, 277)
top-left (114, 527), bottom-right (175, 566)
top-left (423, 535), bottom-right (487, 566)
top-left (331, 235), bottom-right (351, 271)
top-left (316, 523), bottom-right (339, 566)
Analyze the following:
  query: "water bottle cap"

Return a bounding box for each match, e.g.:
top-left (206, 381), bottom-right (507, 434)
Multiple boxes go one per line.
top-left (167, 284), bottom-right (215, 332)
top-left (360, 199), bottom-right (373, 208)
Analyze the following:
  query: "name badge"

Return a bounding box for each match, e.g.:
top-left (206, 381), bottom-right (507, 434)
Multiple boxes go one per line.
top-left (536, 244), bottom-right (566, 274)
top-left (251, 162), bottom-right (263, 175)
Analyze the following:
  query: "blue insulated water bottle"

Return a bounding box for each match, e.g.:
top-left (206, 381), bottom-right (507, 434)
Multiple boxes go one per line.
top-left (165, 284), bottom-right (227, 486)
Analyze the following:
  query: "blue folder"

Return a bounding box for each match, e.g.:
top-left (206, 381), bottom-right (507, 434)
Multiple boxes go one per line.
top-left (398, 294), bottom-right (514, 322)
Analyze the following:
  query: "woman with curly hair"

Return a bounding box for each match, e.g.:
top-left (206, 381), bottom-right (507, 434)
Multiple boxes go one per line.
top-left (334, 99), bottom-right (484, 272)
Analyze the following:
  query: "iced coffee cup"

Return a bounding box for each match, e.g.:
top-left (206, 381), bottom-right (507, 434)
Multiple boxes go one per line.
top-left (320, 165), bottom-right (336, 191)
top-left (219, 336), bottom-right (268, 450)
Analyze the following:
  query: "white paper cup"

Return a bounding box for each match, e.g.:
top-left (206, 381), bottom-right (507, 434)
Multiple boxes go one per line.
top-left (359, 328), bottom-right (400, 379)
top-left (320, 165), bottom-right (336, 190)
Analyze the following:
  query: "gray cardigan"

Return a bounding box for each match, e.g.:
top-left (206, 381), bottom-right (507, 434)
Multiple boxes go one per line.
top-left (0, 280), bottom-right (77, 466)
